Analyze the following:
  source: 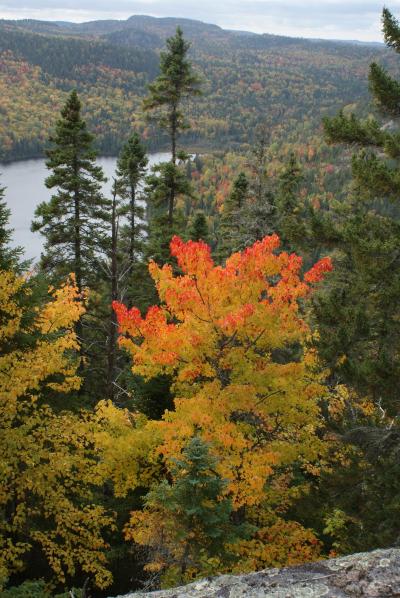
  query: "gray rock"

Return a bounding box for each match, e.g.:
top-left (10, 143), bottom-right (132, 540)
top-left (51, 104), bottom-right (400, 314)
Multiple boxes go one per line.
top-left (110, 548), bottom-right (400, 597)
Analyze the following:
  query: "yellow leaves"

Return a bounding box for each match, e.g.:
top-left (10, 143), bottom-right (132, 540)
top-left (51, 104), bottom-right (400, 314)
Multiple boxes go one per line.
top-left (131, 379), bottom-right (324, 510)
top-left (327, 384), bottom-right (376, 422)
top-left (323, 508), bottom-right (356, 553)
top-left (93, 401), bottom-right (162, 497)
top-left (328, 384), bottom-right (350, 421)
top-left (233, 519), bottom-right (321, 572)
top-left (37, 274), bottom-right (85, 334)
top-left (0, 272), bottom-right (114, 590)
top-left (0, 273), bottom-right (83, 419)
top-left (1, 403), bottom-right (115, 589)
top-left (0, 270), bottom-right (25, 342)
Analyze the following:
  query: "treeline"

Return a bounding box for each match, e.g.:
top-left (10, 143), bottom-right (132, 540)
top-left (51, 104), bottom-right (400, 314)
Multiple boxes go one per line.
top-left (2, 8), bottom-right (400, 598)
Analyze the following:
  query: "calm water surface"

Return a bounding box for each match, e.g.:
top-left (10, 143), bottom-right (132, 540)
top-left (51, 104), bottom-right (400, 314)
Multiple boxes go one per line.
top-left (0, 153), bottom-right (169, 261)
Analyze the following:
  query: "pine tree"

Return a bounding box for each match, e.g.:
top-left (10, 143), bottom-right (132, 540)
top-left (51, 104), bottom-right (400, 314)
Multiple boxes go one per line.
top-left (32, 90), bottom-right (108, 294)
top-left (143, 27), bottom-right (202, 226)
top-left (237, 131), bottom-right (276, 249)
top-left (105, 179), bottom-right (124, 401)
top-left (0, 181), bottom-right (23, 271)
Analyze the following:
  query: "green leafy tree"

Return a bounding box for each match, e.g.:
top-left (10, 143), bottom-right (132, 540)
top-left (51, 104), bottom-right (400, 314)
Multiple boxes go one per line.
top-left (32, 90), bottom-right (108, 294)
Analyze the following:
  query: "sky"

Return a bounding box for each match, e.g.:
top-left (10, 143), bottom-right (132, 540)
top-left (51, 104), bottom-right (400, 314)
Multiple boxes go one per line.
top-left (0, 0), bottom-right (399, 42)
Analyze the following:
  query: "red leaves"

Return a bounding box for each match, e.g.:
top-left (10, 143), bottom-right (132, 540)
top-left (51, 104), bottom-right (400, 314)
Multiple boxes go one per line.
top-left (112, 301), bottom-right (142, 334)
top-left (170, 235), bottom-right (214, 275)
top-left (113, 236), bottom-right (333, 385)
top-left (304, 257), bottom-right (333, 283)
top-left (219, 303), bottom-right (255, 333)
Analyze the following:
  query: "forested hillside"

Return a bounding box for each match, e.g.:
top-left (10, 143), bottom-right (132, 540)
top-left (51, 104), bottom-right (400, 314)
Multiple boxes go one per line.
top-left (0, 15), bottom-right (395, 161)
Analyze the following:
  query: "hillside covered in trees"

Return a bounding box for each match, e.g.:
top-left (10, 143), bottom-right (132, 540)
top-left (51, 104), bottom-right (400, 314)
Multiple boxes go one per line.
top-left (2, 5), bottom-right (400, 598)
top-left (0, 14), bottom-right (396, 161)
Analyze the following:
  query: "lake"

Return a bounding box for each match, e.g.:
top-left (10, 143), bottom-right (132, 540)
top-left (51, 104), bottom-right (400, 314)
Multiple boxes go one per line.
top-left (0, 152), bottom-right (169, 261)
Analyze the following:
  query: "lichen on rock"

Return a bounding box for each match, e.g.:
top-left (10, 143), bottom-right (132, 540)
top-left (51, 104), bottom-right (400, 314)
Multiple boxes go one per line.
top-left (110, 548), bottom-right (400, 597)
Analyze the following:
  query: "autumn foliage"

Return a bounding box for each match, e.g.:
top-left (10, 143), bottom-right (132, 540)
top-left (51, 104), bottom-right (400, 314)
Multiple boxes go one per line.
top-left (0, 273), bottom-right (113, 590)
top-left (112, 235), bottom-right (332, 582)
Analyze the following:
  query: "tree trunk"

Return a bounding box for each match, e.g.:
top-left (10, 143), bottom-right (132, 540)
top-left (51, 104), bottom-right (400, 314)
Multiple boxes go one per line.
top-left (169, 105), bottom-right (178, 227)
top-left (129, 178), bottom-right (136, 264)
top-left (107, 184), bottom-right (118, 401)
top-left (73, 157), bottom-right (83, 345)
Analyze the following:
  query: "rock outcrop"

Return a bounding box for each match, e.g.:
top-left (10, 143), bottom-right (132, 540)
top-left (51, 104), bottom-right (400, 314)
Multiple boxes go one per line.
top-left (111, 548), bottom-right (400, 597)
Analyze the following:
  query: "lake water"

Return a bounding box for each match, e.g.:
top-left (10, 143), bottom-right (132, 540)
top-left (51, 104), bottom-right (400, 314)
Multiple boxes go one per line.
top-left (0, 152), bottom-right (169, 261)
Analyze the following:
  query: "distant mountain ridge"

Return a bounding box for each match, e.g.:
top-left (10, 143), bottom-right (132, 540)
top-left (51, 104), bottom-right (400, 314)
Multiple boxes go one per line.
top-left (0, 14), bottom-right (383, 50)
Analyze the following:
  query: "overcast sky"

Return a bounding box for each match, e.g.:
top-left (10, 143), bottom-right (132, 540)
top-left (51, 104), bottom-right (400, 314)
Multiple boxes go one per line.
top-left (0, 0), bottom-right (399, 42)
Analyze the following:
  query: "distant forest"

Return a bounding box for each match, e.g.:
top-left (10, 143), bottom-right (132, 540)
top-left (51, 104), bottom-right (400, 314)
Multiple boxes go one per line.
top-left (0, 15), bottom-right (396, 162)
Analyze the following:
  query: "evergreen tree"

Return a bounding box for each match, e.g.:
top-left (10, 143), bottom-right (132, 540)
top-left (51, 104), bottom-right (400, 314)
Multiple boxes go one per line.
top-left (188, 211), bottom-right (209, 242)
top-left (143, 27), bottom-right (202, 226)
top-left (116, 133), bottom-right (148, 265)
top-left (105, 179), bottom-right (124, 401)
top-left (237, 132), bottom-right (276, 249)
top-left (300, 8), bottom-right (400, 558)
top-left (0, 182), bottom-right (23, 271)
top-left (275, 152), bottom-right (307, 252)
top-left (138, 436), bottom-right (252, 584)
top-left (316, 7), bottom-right (400, 416)
top-left (145, 161), bottom-right (191, 266)
top-left (218, 172), bottom-right (249, 261)
top-left (32, 90), bottom-right (108, 294)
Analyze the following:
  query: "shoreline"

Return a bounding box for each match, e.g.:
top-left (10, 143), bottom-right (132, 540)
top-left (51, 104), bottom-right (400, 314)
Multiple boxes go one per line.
top-left (0, 143), bottom-right (224, 167)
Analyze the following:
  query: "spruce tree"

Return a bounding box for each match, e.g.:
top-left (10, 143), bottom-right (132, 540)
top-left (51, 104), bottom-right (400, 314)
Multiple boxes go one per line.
top-left (237, 133), bottom-right (276, 249)
top-left (275, 152), bottom-right (307, 252)
top-left (188, 211), bottom-right (209, 242)
top-left (145, 161), bottom-right (191, 265)
top-left (116, 133), bottom-right (148, 265)
top-left (105, 179), bottom-right (124, 401)
top-left (218, 172), bottom-right (249, 261)
top-left (142, 436), bottom-right (252, 583)
top-left (32, 90), bottom-right (108, 293)
top-left (315, 7), bottom-right (400, 416)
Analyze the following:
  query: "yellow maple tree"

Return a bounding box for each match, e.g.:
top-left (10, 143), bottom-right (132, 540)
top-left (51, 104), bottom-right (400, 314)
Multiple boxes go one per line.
top-left (0, 272), bottom-right (113, 590)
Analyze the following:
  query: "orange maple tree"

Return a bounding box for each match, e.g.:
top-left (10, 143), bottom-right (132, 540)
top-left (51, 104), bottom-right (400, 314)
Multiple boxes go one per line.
top-left (112, 235), bottom-right (332, 580)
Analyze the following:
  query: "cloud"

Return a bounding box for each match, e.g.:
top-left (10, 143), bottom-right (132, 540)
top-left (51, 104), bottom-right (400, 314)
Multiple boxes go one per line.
top-left (1, 0), bottom-right (399, 41)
